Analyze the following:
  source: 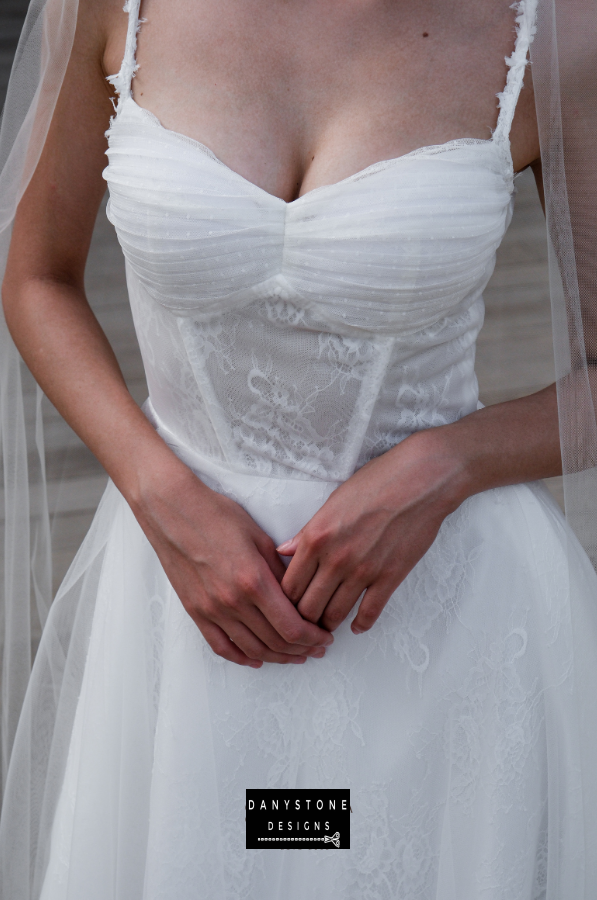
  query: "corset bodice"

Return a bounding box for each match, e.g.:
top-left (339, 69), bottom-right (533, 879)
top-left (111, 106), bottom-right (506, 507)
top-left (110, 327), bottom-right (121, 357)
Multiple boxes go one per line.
top-left (102, 0), bottom-right (534, 481)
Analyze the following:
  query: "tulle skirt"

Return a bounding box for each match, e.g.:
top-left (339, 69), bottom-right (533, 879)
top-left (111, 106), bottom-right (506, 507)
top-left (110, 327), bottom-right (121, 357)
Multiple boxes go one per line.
top-left (2, 445), bottom-right (597, 900)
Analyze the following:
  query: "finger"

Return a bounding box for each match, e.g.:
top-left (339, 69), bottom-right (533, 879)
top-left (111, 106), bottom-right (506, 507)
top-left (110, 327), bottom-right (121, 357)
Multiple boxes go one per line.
top-left (253, 533), bottom-right (287, 583)
top-left (224, 619), bottom-right (311, 664)
top-left (276, 533), bottom-right (300, 555)
top-left (280, 542), bottom-right (320, 605)
top-left (296, 567), bottom-right (343, 624)
top-left (319, 581), bottom-right (368, 632)
top-left (350, 583), bottom-right (395, 634)
top-left (255, 566), bottom-right (334, 647)
top-left (241, 604), bottom-right (330, 656)
top-left (197, 618), bottom-right (264, 668)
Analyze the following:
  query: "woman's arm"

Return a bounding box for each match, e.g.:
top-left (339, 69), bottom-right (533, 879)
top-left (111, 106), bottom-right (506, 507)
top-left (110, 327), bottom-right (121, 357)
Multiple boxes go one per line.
top-left (2, 0), bottom-right (333, 667)
top-left (280, 160), bottom-right (562, 634)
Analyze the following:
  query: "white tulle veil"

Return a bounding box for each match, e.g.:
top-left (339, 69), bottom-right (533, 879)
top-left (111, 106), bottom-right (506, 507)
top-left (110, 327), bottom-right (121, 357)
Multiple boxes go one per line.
top-left (0, 0), bottom-right (79, 800)
top-left (0, 0), bottom-right (596, 895)
top-left (530, 0), bottom-right (597, 563)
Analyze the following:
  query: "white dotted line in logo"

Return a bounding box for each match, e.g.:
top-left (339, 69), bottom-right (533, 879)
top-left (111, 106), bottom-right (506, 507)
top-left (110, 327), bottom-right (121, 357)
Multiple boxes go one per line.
top-left (258, 835), bottom-right (340, 847)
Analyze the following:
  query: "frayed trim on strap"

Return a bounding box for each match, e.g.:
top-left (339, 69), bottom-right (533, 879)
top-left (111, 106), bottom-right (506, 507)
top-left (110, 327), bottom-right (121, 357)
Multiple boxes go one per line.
top-left (493, 0), bottom-right (538, 150)
top-left (106, 0), bottom-right (144, 118)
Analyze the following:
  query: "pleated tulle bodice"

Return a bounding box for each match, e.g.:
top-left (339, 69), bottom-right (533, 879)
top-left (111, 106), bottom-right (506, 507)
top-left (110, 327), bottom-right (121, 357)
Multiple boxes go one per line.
top-left (104, 96), bottom-right (514, 332)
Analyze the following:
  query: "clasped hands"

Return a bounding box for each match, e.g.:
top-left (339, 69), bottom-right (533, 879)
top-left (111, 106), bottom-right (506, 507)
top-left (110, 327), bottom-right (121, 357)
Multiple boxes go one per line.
top-left (139, 428), bottom-right (466, 669)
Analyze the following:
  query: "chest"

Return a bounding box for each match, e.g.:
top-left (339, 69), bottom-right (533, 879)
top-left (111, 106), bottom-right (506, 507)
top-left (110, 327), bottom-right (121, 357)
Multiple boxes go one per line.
top-left (104, 0), bottom-right (526, 203)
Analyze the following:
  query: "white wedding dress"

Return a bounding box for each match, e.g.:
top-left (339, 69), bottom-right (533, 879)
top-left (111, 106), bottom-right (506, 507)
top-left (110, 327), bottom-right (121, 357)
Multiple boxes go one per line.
top-left (3, 1), bottom-right (597, 898)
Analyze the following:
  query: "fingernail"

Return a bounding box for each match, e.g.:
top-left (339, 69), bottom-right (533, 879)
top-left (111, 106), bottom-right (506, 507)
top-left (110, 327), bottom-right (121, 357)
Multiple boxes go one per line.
top-left (323, 635), bottom-right (334, 646)
top-left (351, 624), bottom-right (364, 635)
top-left (249, 661), bottom-right (263, 668)
top-left (312, 647), bottom-right (326, 658)
top-left (291, 656), bottom-right (307, 664)
top-left (276, 541), bottom-right (292, 553)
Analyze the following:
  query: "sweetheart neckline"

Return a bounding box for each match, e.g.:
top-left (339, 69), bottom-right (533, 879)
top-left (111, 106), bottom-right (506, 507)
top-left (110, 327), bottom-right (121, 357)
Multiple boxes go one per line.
top-left (117, 96), bottom-right (511, 206)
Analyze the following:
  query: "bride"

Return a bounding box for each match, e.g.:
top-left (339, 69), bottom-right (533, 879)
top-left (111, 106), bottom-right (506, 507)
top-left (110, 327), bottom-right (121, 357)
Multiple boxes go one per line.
top-left (1, 0), bottom-right (597, 897)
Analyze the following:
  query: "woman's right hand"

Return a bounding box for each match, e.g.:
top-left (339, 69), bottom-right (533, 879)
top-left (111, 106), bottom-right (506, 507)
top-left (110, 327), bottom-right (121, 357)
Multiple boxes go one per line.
top-left (130, 454), bottom-right (334, 668)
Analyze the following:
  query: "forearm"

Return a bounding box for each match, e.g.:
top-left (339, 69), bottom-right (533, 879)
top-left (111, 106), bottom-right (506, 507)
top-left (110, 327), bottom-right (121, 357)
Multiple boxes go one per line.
top-left (2, 276), bottom-right (190, 506)
top-left (423, 383), bottom-right (561, 508)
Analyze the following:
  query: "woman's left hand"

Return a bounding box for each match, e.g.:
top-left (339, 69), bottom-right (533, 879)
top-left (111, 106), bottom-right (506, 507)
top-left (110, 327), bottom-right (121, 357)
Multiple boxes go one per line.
top-left (277, 428), bottom-right (469, 635)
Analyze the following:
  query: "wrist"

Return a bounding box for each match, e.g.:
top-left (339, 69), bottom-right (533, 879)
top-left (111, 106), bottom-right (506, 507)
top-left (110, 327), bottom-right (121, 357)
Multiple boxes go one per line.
top-left (114, 433), bottom-right (205, 517)
top-left (424, 419), bottom-right (497, 507)
top-left (400, 425), bottom-right (477, 513)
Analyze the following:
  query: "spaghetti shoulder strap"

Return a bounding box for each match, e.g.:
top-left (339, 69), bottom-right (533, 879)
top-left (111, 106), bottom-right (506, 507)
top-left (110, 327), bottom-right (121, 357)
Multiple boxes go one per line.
top-left (492, 0), bottom-right (538, 148)
top-left (106, 0), bottom-right (143, 111)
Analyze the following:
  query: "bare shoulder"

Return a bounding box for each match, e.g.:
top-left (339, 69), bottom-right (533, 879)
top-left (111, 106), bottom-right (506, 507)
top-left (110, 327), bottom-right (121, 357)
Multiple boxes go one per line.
top-left (70, 0), bottom-right (121, 60)
top-left (47, 0), bottom-right (126, 144)
top-left (69, 0), bottom-right (127, 100)
top-left (98, 0), bottom-right (132, 87)
top-left (4, 0), bottom-right (130, 288)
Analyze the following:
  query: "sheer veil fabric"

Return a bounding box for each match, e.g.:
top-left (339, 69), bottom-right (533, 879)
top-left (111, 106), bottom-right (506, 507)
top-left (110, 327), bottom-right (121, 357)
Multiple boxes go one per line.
top-left (530, 0), bottom-right (597, 561)
top-left (0, 0), bottom-right (596, 897)
top-left (0, 0), bottom-right (78, 819)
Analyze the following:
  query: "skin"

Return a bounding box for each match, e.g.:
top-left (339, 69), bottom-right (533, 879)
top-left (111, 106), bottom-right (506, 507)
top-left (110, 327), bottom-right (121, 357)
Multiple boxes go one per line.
top-left (2, 0), bottom-right (560, 668)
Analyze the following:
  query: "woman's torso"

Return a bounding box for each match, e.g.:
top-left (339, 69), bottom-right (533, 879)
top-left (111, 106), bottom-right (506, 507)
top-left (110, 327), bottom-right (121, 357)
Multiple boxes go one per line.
top-left (102, 0), bottom-right (538, 481)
